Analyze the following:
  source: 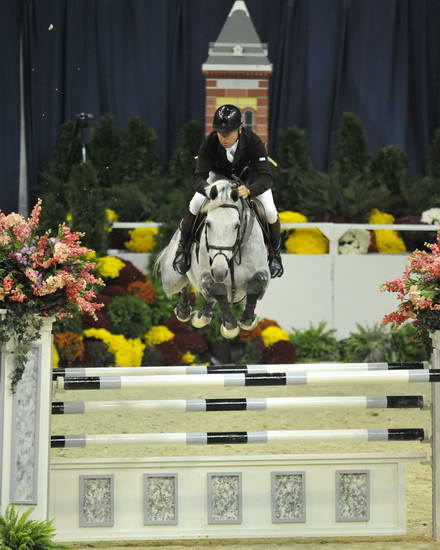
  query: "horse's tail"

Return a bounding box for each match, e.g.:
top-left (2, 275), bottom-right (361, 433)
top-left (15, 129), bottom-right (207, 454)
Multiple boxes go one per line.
top-left (153, 246), bottom-right (167, 278)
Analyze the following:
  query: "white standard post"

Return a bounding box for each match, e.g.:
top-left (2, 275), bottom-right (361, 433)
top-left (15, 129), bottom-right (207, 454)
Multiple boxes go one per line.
top-left (431, 331), bottom-right (440, 540)
top-left (0, 313), bottom-right (53, 521)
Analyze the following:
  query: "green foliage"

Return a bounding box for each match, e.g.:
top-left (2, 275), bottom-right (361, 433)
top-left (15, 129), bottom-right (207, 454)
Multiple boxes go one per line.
top-left (89, 113), bottom-right (121, 188)
top-left (106, 295), bottom-right (152, 338)
top-left (295, 170), bottom-right (390, 222)
top-left (331, 112), bottom-right (370, 186)
top-left (66, 162), bottom-right (108, 255)
top-left (83, 339), bottom-right (115, 367)
top-left (148, 283), bottom-right (177, 325)
top-left (53, 312), bottom-right (83, 335)
top-left (0, 504), bottom-right (70, 550)
top-left (116, 116), bottom-right (161, 189)
top-left (339, 324), bottom-right (392, 362)
top-left (414, 309), bottom-right (440, 356)
top-left (389, 323), bottom-right (429, 362)
top-left (273, 126), bottom-right (315, 212)
top-left (0, 311), bottom-right (43, 393)
top-left (169, 120), bottom-right (204, 183)
top-left (49, 119), bottom-right (82, 181)
top-left (426, 127), bottom-right (440, 179)
top-left (399, 175), bottom-right (440, 217)
top-left (103, 184), bottom-right (154, 221)
top-left (289, 322), bottom-right (340, 363)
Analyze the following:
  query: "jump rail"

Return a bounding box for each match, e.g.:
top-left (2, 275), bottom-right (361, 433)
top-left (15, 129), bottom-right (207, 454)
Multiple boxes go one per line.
top-left (51, 428), bottom-right (426, 448)
top-left (55, 369), bottom-right (440, 391)
top-left (53, 361), bottom-right (427, 379)
top-left (51, 395), bottom-right (425, 415)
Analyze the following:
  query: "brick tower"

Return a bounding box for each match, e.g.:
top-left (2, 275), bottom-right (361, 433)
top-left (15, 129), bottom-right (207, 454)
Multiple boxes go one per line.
top-left (202, 0), bottom-right (272, 145)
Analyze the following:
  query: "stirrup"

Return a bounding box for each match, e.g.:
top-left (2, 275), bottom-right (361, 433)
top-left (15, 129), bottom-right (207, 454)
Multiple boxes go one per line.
top-left (173, 250), bottom-right (190, 274)
top-left (269, 254), bottom-right (284, 278)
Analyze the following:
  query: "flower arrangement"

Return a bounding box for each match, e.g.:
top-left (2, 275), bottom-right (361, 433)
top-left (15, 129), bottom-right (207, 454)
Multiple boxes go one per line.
top-left (369, 208), bottom-right (406, 254)
top-left (0, 200), bottom-right (103, 391)
top-left (381, 230), bottom-right (440, 348)
top-left (338, 228), bottom-right (371, 255)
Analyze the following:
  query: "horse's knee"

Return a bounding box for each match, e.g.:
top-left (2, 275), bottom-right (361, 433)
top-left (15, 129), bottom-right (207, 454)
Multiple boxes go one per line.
top-left (247, 270), bottom-right (269, 298)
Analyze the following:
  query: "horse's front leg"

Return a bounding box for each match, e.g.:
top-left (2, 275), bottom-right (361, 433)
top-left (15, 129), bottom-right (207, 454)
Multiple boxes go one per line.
top-left (239, 271), bottom-right (269, 331)
top-left (174, 286), bottom-right (192, 323)
top-left (201, 273), bottom-right (239, 339)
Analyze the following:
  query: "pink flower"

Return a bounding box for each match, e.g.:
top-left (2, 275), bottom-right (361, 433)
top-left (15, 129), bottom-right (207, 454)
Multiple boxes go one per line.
top-left (9, 289), bottom-right (26, 302)
top-left (3, 277), bottom-right (13, 292)
top-left (29, 199), bottom-right (42, 227)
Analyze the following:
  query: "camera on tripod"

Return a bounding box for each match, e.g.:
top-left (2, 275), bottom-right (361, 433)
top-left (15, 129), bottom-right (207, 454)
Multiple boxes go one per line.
top-left (75, 112), bottom-right (94, 128)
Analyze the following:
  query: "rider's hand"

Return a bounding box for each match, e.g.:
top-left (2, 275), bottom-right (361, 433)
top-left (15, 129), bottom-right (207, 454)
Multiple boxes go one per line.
top-left (238, 185), bottom-right (250, 199)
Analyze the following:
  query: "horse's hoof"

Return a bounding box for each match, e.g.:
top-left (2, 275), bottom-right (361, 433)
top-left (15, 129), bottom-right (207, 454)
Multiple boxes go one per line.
top-left (174, 306), bottom-right (192, 323)
top-left (191, 310), bottom-right (212, 328)
top-left (220, 323), bottom-right (239, 339)
top-left (238, 316), bottom-right (258, 331)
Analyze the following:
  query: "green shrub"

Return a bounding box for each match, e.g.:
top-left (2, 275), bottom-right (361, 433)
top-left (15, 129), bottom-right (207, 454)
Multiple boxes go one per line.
top-left (289, 322), bottom-right (340, 363)
top-left (0, 504), bottom-right (70, 549)
top-left (339, 324), bottom-right (392, 362)
top-left (107, 295), bottom-right (152, 338)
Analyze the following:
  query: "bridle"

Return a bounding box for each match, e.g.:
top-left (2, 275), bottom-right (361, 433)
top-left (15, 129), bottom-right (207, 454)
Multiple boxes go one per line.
top-left (204, 199), bottom-right (251, 301)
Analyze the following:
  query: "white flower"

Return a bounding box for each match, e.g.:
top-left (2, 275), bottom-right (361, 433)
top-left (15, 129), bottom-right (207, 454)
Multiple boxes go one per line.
top-left (421, 208), bottom-right (440, 225)
top-left (338, 229), bottom-right (371, 255)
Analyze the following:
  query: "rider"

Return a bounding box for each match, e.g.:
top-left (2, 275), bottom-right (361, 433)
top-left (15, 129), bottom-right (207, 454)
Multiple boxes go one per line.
top-left (172, 104), bottom-right (284, 279)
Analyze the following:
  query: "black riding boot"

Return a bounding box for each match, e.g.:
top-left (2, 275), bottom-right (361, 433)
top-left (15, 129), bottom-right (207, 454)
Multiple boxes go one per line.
top-left (173, 209), bottom-right (196, 274)
top-left (268, 218), bottom-right (284, 278)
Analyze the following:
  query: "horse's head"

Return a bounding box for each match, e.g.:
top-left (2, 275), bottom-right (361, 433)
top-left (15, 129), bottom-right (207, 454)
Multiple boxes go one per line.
top-left (203, 180), bottom-right (242, 283)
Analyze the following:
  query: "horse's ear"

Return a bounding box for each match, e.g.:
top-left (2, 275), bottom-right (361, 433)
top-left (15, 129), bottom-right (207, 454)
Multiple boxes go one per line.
top-left (210, 185), bottom-right (218, 200)
top-left (230, 189), bottom-right (239, 202)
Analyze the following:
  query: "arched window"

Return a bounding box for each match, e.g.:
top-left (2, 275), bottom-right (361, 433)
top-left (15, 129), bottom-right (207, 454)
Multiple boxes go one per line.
top-left (243, 109), bottom-right (253, 131)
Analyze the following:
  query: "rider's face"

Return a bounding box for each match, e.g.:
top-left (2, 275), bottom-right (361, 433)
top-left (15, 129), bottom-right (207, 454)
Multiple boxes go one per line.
top-left (217, 129), bottom-right (239, 149)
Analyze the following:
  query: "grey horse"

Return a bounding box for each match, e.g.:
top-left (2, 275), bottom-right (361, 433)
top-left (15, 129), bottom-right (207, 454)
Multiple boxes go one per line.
top-left (155, 179), bottom-right (270, 339)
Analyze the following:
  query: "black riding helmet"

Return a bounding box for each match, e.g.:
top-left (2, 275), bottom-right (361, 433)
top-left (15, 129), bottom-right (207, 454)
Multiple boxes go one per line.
top-left (213, 104), bottom-right (242, 134)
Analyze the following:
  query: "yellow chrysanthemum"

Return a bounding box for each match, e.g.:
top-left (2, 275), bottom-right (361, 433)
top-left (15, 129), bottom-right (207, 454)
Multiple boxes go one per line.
top-left (83, 328), bottom-right (145, 367)
top-left (285, 229), bottom-right (328, 254)
top-left (105, 208), bottom-right (119, 223)
top-left (369, 208), bottom-right (395, 225)
top-left (85, 249), bottom-right (96, 260)
top-left (374, 231), bottom-right (407, 254)
top-left (261, 326), bottom-right (290, 348)
top-left (125, 223), bottom-right (159, 253)
top-left (279, 211), bottom-right (308, 226)
top-left (52, 343), bottom-right (60, 369)
top-left (369, 209), bottom-right (406, 254)
top-left (65, 213), bottom-right (73, 223)
top-left (182, 351), bottom-right (196, 365)
top-left (96, 256), bottom-right (125, 278)
top-left (144, 325), bottom-right (175, 346)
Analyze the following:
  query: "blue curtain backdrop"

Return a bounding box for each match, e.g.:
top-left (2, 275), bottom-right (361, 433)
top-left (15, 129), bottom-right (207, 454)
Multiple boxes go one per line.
top-left (1, 0), bottom-right (440, 212)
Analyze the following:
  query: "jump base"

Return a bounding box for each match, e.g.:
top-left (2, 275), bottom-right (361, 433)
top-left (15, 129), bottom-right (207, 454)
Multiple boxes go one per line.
top-left (50, 452), bottom-right (425, 541)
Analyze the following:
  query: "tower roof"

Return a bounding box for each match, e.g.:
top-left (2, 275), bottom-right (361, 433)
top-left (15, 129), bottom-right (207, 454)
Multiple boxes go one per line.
top-left (202, 0), bottom-right (272, 73)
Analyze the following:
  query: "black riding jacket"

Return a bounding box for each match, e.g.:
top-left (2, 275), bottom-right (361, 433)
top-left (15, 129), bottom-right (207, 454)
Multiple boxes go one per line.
top-left (194, 129), bottom-right (273, 198)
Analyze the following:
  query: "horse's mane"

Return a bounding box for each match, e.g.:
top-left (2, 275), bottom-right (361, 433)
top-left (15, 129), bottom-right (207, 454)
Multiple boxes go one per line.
top-left (201, 180), bottom-right (240, 213)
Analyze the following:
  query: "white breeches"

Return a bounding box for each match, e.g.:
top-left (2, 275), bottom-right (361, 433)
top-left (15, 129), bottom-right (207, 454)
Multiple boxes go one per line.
top-left (189, 188), bottom-right (278, 224)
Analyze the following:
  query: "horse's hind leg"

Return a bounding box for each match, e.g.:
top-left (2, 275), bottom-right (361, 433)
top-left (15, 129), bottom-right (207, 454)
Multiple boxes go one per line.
top-left (239, 271), bottom-right (269, 331)
top-left (191, 299), bottom-right (215, 329)
top-left (174, 286), bottom-right (192, 323)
